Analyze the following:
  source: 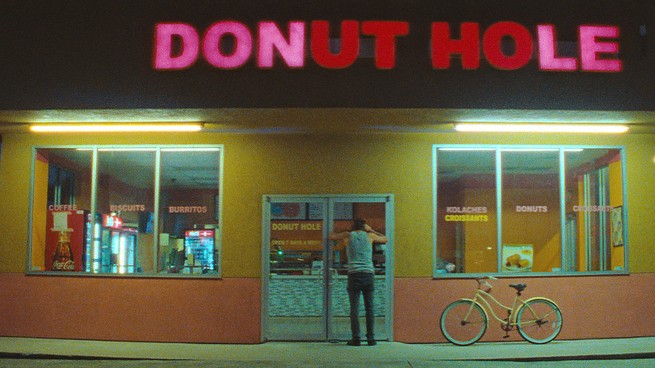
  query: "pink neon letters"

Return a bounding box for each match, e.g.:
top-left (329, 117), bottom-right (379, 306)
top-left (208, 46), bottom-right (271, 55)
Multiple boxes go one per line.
top-left (203, 22), bottom-right (252, 69)
top-left (538, 25), bottom-right (623, 72)
top-left (153, 21), bottom-right (622, 72)
top-left (432, 23), bottom-right (622, 72)
top-left (154, 23), bottom-right (199, 70)
top-left (579, 25), bottom-right (622, 72)
top-left (257, 22), bottom-right (305, 68)
top-left (537, 25), bottom-right (578, 71)
top-left (154, 20), bottom-right (409, 70)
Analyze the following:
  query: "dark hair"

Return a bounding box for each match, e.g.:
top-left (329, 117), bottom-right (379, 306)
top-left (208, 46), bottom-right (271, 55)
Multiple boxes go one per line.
top-left (353, 218), bottom-right (367, 231)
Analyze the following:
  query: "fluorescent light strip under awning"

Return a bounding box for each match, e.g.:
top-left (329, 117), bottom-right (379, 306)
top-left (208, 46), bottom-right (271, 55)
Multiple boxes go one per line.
top-left (30, 124), bottom-right (203, 133)
top-left (75, 147), bottom-right (221, 152)
top-left (454, 123), bottom-right (629, 134)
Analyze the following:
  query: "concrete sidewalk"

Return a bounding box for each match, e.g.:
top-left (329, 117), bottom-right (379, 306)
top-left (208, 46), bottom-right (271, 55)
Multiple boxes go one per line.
top-left (0, 336), bottom-right (654, 364)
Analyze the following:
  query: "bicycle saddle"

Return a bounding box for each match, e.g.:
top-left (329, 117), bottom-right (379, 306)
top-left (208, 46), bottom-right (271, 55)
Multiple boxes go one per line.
top-left (509, 283), bottom-right (527, 292)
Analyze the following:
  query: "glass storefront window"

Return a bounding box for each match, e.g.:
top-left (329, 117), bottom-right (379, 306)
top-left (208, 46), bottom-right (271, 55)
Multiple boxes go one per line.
top-left (30, 148), bottom-right (93, 272)
top-left (95, 150), bottom-right (156, 274)
top-left (434, 146), bottom-right (627, 276)
top-left (501, 150), bottom-right (560, 273)
top-left (564, 148), bottom-right (624, 272)
top-left (436, 149), bottom-right (497, 274)
top-left (29, 146), bottom-right (222, 277)
top-left (158, 149), bottom-right (220, 275)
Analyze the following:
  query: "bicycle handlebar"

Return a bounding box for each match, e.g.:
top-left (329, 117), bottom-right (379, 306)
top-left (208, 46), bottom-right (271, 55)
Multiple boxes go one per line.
top-left (476, 276), bottom-right (497, 283)
top-left (476, 276), bottom-right (497, 291)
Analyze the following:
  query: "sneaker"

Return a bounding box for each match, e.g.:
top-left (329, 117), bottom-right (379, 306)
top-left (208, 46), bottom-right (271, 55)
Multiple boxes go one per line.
top-left (367, 339), bottom-right (377, 346)
top-left (346, 340), bottom-right (361, 346)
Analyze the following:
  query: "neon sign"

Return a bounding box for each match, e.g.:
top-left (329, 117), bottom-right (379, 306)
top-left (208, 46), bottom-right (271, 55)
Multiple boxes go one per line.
top-left (154, 20), bottom-right (622, 72)
top-left (154, 21), bottom-right (409, 70)
top-left (102, 214), bottom-right (123, 229)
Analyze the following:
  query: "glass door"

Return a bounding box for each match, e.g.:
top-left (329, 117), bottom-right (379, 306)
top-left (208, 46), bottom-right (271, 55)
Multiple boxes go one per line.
top-left (263, 195), bottom-right (393, 342)
top-left (327, 197), bottom-right (392, 342)
top-left (264, 197), bottom-right (328, 341)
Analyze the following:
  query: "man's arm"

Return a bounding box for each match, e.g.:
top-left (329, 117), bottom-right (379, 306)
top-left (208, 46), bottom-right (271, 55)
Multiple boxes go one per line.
top-left (365, 224), bottom-right (388, 244)
top-left (328, 230), bottom-right (350, 241)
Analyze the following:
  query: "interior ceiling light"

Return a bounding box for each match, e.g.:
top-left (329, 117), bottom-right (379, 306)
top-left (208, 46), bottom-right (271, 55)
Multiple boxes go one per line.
top-left (454, 123), bottom-right (629, 134)
top-left (30, 124), bottom-right (203, 133)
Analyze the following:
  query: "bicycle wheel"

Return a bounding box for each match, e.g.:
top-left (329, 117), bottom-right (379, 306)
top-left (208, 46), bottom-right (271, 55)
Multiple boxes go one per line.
top-left (516, 298), bottom-right (562, 344)
top-left (440, 300), bottom-right (487, 346)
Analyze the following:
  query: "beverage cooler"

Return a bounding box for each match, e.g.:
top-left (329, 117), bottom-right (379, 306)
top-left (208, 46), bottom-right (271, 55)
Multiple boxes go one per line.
top-left (88, 214), bottom-right (139, 274)
top-left (184, 229), bottom-right (216, 273)
top-left (45, 209), bottom-right (91, 271)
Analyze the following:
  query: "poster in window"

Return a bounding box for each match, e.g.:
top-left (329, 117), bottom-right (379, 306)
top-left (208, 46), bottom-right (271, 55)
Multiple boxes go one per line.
top-left (611, 206), bottom-right (624, 247)
top-left (308, 203), bottom-right (324, 220)
top-left (271, 203), bottom-right (307, 220)
top-left (333, 202), bottom-right (353, 220)
top-left (502, 244), bottom-right (533, 272)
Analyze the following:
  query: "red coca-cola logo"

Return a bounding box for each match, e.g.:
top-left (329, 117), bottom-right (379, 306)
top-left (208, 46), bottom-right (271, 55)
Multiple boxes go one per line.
top-left (284, 203), bottom-right (301, 217)
top-left (52, 260), bottom-right (74, 271)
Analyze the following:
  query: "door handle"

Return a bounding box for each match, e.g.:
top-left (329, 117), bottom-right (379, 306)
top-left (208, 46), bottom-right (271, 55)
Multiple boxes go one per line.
top-left (329, 268), bottom-right (339, 286)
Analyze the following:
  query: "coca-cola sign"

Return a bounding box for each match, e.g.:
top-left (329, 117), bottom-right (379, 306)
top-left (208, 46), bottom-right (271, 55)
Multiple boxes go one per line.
top-left (52, 259), bottom-right (75, 271)
top-left (52, 231), bottom-right (75, 271)
top-left (102, 214), bottom-right (123, 229)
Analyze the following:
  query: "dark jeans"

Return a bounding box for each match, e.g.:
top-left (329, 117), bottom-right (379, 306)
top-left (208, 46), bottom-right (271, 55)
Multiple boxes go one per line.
top-left (347, 272), bottom-right (375, 341)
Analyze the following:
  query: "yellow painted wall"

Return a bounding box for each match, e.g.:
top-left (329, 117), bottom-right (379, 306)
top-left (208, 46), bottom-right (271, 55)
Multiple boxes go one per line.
top-left (0, 129), bottom-right (654, 278)
top-left (31, 157), bottom-right (48, 270)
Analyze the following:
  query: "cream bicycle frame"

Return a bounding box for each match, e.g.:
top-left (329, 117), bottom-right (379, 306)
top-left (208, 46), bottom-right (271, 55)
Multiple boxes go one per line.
top-left (441, 278), bottom-right (563, 345)
top-left (463, 288), bottom-right (560, 327)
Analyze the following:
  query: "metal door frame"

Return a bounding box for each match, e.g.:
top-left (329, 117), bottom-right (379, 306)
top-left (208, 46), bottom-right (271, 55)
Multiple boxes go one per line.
top-left (261, 194), bottom-right (394, 342)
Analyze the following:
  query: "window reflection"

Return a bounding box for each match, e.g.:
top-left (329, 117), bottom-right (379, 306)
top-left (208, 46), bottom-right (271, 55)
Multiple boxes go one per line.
top-left (437, 150), bottom-right (497, 273)
top-left (30, 146), bottom-right (222, 277)
top-left (31, 148), bottom-right (92, 272)
top-left (158, 150), bottom-right (220, 275)
top-left (435, 146), bottom-right (626, 275)
top-left (565, 149), bottom-right (624, 271)
top-left (96, 150), bottom-right (155, 274)
top-left (501, 151), bottom-right (560, 273)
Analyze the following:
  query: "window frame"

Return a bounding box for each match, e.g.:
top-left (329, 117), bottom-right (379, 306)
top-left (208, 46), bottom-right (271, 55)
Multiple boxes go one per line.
top-left (27, 144), bottom-right (224, 278)
top-left (432, 144), bottom-right (628, 278)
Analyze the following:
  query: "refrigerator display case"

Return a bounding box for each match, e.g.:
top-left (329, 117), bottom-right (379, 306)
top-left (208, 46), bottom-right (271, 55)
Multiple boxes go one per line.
top-left (184, 229), bottom-right (216, 273)
top-left (88, 214), bottom-right (138, 274)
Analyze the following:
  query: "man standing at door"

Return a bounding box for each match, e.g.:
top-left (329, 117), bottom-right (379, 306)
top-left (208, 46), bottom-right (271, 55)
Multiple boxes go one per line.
top-left (329, 218), bottom-right (388, 346)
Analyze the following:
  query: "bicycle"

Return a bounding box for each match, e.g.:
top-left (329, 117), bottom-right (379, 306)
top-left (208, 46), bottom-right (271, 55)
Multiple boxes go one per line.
top-left (440, 276), bottom-right (562, 346)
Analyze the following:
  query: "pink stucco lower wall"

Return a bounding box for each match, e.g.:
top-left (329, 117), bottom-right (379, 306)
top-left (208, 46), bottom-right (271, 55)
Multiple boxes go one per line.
top-left (394, 273), bottom-right (655, 342)
top-left (2, 273), bottom-right (653, 343)
top-left (0, 273), bottom-right (261, 343)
